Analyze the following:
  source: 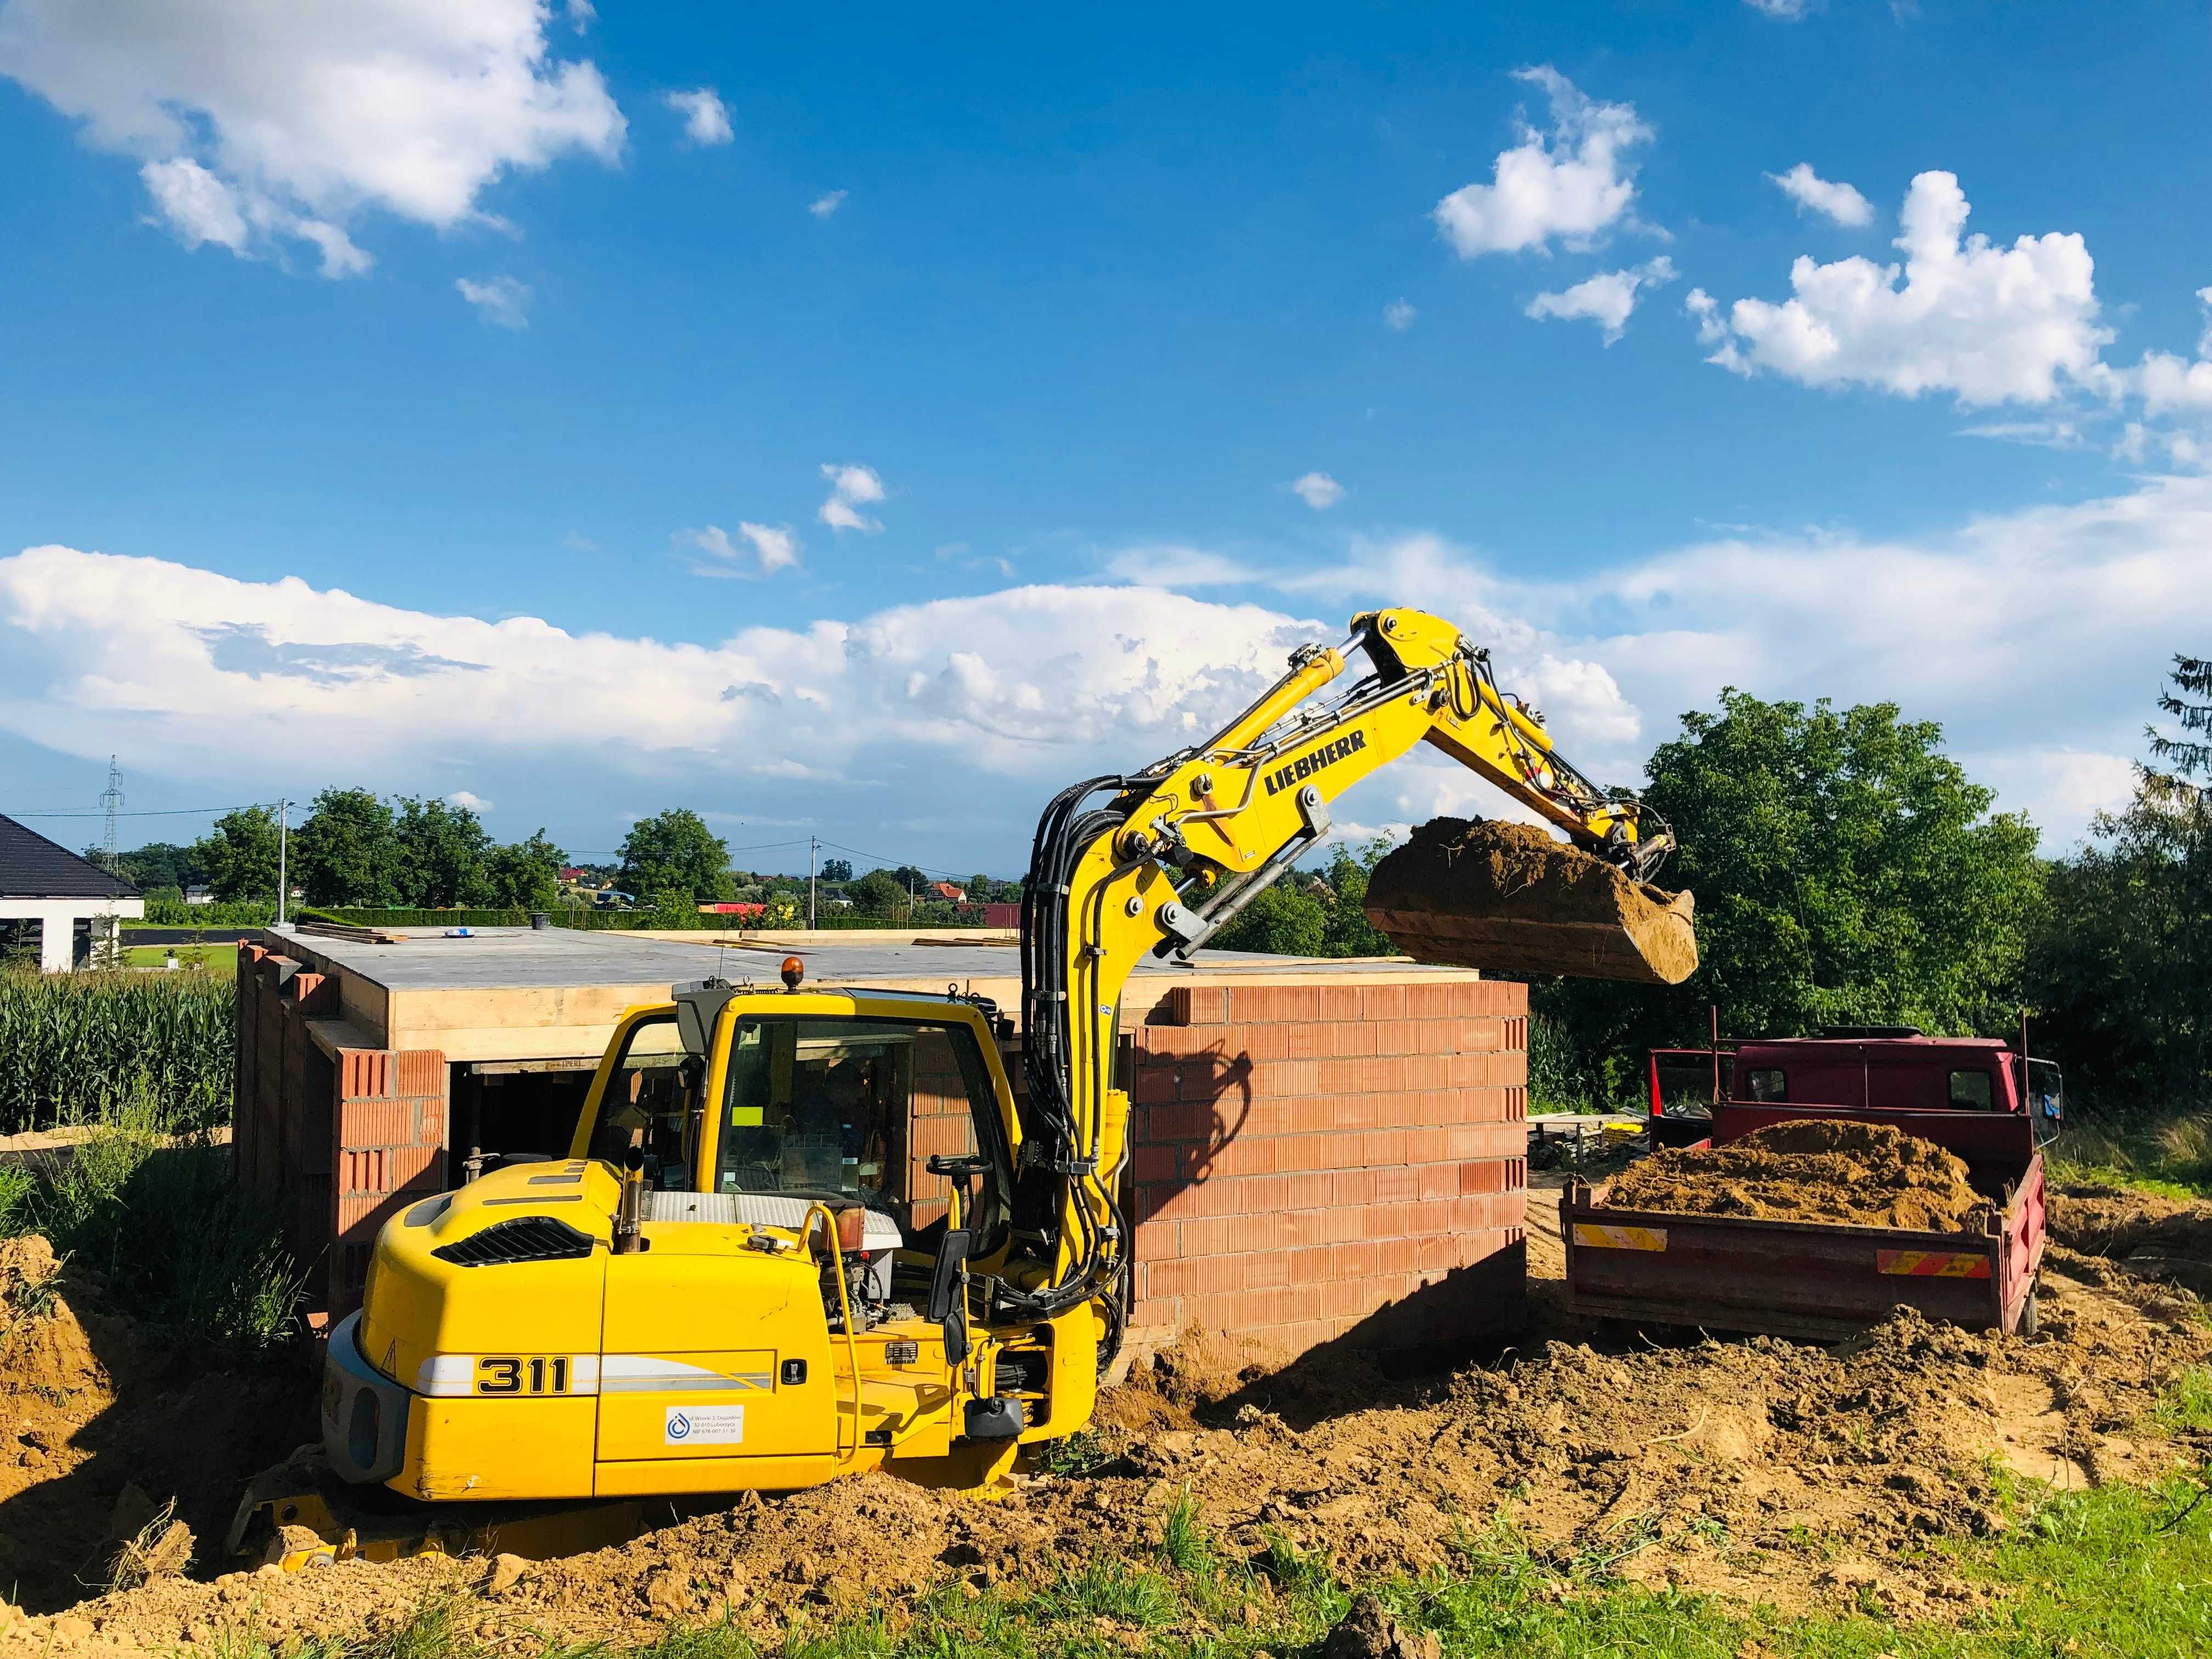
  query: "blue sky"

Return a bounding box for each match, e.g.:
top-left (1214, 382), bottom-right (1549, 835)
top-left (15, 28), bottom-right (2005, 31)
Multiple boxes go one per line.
top-left (2, 2), bottom-right (2209, 874)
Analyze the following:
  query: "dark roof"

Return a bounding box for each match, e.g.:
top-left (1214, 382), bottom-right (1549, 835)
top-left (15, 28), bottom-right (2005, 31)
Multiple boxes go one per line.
top-left (0, 816), bottom-right (138, 900)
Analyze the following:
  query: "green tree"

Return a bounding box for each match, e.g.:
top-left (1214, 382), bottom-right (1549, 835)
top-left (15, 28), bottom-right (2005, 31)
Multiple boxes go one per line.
top-left (1532, 691), bottom-right (2045, 1103)
top-left (819, 857), bottom-right (853, 883)
top-left (192, 806), bottom-right (280, 901)
top-left (115, 842), bottom-right (205, 891)
top-left (1317, 839), bottom-right (1398, 957)
top-left (2027, 656), bottom-right (2211, 1099)
top-left (1211, 883), bottom-right (1328, 956)
top-left (850, 868), bottom-right (908, 915)
top-left (393, 796), bottom-right (492, 908)
top-left (617, 810), bottom-right (733, 904)
top-left (294, 788), bottom-right (403, 907)
top-left (484, 831), bottom-right (567, 910)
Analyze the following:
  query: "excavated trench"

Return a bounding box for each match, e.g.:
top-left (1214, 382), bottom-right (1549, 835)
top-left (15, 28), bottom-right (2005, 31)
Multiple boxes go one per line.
top-left (3, 1170), bottom-right (2210, 1656)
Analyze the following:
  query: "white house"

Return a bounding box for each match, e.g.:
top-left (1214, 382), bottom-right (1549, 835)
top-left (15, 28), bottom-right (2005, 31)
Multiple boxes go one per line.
top-left (0, 815), bottom-right (144, 971)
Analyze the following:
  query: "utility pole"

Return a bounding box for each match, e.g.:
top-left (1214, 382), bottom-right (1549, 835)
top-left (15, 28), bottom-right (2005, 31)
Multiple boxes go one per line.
top-left (276, 799), bottom-right (289, 928)
top-left (808, 835), bottom-right (819, 930)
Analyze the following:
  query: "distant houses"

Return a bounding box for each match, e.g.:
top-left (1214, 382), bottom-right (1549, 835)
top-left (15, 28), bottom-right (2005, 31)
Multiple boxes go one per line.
top-left (0, 814), bottom-right (144, 970)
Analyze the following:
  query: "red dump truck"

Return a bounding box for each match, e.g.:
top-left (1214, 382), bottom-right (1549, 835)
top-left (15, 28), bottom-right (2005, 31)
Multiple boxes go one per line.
top-left (1562, 1028), bottom-right (2063, 1340)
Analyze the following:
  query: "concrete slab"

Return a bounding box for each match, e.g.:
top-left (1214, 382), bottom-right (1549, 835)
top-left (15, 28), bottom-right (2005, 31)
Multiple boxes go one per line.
top-left (262, 924), bottom-right (1481, 1062)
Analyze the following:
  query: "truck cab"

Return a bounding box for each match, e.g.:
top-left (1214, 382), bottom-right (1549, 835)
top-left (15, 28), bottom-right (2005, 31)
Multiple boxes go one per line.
top-left (1650, 1025), bottom-right (2063, 1148)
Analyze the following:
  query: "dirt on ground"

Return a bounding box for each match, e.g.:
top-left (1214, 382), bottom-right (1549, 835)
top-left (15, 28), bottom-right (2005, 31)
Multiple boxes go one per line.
top-left (2, 1178), bottom-right (2209, 1658)
top-left (1600, 1119), bottom-right (1995, 1232)
top-left (0, 1237), bottom-right (313, 1624)
top-left (1364, 817), bottom-right (1698, 986)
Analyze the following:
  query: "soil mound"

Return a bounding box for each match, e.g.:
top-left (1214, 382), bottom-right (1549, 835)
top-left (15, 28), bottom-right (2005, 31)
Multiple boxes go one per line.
top-left (1601, 1120), bottom-right (1989, 1232)
top-left (1363, 818), bottom-right (1697, 985)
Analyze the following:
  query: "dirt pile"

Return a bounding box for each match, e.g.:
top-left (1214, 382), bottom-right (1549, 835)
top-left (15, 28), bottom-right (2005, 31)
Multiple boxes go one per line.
top-left (15, 1225), bottom-right (2209, 1657)
top-left (1363, 818), bottom-right (1697, 985)
top-left (0, 1236), bottom-right (311, 1617)
top-left (1602, 1119), bottom-right (1991, 1232)
top-left (2048, 1185), bottom-right (2212, 1297)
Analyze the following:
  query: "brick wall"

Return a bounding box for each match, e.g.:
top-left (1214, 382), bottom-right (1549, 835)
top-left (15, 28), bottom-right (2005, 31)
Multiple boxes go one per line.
top-left (234, 942), bottom-right (450, 1319)
top-left (1126, 978), bottom-right (1527, 1362)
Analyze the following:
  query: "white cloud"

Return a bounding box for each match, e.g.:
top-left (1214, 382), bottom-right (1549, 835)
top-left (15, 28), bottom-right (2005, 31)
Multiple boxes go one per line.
top-left (564, 0), bottom-right (596, 31)
top-left (665, 88), bottom-right (732, 146)
top-left (455, 275), bottom-right (530, 329)
top-left (1696, 171), bottom-right (2109, 406)
top-left (446, 789), bottom-right (492, 812)
top-left (1766, 162), bottom-right (1872, 228)
top-left (1957, 419), bottom-right (2085, 450)
top-left (1105, 546), bottom-right (1263, 587)
top-left (809, 190), bottom-right (848, 219)
top-left (2113, 286), bottom-right (2212, 416)
top-left (1274, 476), bottom-right (2212, 845)
top-left (0, 0), bottom-right (625, 275)
top-left (0, 546), bottom-right (1320, 784)
top-left (1291, 472), bottom-right (1346, 510)
top-left (817, 464), bottom-right (886, 534)
top-left (1743, 0), bottom-right (1813, 17)
top-left (1432, 67), bottom-right (1654, 258)
top-left (677, 523), bottom-right (800, 578)
top-left (1383, 298), bottom-right (1417, 331)
top-left (1526, 255), bottom-right (1677, 344)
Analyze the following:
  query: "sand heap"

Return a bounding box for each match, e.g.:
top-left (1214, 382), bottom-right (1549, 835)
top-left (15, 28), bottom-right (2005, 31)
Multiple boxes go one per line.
top-left (1602, 1119), bottom-right (1990, 1232)
top-left (1363, 818), bottom-right (1697, 985)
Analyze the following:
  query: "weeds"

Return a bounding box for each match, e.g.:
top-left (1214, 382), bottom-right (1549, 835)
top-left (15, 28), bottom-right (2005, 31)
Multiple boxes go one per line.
top-left (1159, 1486), bottom-right (1215, 1577)
top-left (1035, 1430), bottom-right (1111, 1477)
top-left (2154, 1367), bottom-right (2212, 1435)
top-left (0, 1105), bottom-right (301, 1347)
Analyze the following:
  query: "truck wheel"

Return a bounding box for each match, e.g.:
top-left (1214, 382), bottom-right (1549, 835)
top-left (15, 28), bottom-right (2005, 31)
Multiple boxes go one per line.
top-left (2017, 1289), bottom-right (2039, 1338)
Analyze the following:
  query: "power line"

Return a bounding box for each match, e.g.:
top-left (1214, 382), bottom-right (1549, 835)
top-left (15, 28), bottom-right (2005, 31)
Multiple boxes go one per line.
top-left (0, 803), bottom-right (279, 819)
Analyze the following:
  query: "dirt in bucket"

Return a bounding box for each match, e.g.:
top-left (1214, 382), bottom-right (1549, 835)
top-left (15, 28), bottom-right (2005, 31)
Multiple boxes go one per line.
top-left (1363, 818), bottom-right (1698, 985)
top-left (1600, 1119), bottom-right (1991, 1231)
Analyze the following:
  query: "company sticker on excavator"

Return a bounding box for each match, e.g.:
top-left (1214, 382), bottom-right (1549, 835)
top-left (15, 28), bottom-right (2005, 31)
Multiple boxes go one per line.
top-left (1572, 1223), bottom-right (1667, 1251)
top-left (665, 1406), bottom-right (744, 1446)
top-left (475, 1356), bottom-right (573, 1395)
top-left (1876, 1250), bottom-right (1990, 1279)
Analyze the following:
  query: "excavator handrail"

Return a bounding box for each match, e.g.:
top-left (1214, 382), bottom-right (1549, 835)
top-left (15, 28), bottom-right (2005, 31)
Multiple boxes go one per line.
top-left (806, 1202), bottom-right (866, 1468)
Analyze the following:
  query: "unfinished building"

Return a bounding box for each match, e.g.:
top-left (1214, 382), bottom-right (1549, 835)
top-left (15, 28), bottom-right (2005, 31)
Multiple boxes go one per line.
top-left (233, 925), bottom-right (1526, 1365)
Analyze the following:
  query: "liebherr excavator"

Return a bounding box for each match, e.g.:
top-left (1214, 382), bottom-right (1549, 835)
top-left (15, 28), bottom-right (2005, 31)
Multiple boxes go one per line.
top-left (240, 607), bottom-right (1686, 1566)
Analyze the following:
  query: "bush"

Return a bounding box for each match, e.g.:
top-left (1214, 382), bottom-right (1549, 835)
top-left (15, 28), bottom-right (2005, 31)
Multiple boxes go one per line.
top-left (0, 970), bottom-right (233, 1134)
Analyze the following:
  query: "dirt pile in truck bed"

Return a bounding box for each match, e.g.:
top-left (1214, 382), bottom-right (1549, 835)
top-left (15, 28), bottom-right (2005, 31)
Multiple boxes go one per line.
top-left (1601, 1119), bottom-right (1990, 1231)
top-left (1363, 817), bottom-right (1697, 985)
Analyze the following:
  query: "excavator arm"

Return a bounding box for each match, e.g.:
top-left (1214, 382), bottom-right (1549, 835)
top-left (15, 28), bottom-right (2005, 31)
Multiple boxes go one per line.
top-left (1009, 606), bottom-right (1675, 1357)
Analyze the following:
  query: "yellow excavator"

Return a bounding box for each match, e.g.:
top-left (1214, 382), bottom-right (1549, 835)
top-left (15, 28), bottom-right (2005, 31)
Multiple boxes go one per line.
top-left (235, 607), bottom-right (1686, 1567)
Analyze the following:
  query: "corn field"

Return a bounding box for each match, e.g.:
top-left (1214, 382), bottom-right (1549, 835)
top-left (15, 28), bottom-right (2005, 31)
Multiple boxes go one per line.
top-left (0, 970), bottom-right (233, 1135)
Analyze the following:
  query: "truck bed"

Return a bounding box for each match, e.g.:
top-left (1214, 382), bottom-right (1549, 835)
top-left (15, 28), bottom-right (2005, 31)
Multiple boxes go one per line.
top-left (1562, 1103), bottom-right (2046, 1341)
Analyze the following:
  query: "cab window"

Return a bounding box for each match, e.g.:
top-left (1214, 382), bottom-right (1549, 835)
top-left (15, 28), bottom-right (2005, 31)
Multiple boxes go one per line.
top-left (717, 1015), bottom-right (1003, 1233)
top-left (1947, 1069), bottom-right (1995, 1111)
top-left (1743, 1068), bottom-right (1788, 1102)
top-left (589, 1015), bottom-right (702, 1184)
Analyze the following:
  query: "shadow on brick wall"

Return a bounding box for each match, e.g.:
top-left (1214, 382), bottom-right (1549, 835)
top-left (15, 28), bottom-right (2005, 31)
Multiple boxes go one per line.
top-left (1128, 1037), bottom-right (1256, 1226)
top-left (1206, 1240), bottom-right (1530, 1431)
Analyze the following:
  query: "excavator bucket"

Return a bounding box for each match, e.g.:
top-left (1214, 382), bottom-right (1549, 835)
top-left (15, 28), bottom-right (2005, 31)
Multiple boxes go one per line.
top-left (1362, 818), bottom-right (1699, 986)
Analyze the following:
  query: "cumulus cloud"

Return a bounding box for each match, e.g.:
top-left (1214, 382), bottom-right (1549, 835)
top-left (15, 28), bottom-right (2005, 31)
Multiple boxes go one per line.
top-left (1743, 0), bottom-right (1814, 17)
top-left (1383, 298), bottom-right (1417, 331)
top-left (1767, 162), bottom-right (1873, 228)
top-left (2112, 286), bottom-right (2212, 416)
top-left (1105, 546), bottom-right (1263, 587)
top-left (1526, 256), bottom-right (1677, 343)
top-left (1432, 67), bottom-right (1655, 258)
top-left (818, 464), bottom-right (886, 534)
top-left (664, 88), bottom-right (731, 146)
top-left (0, 0), bottom-right (625, 275)
top-left (0, 546), bottom-right (1320, 786)
top-left (1694, 171), bottom-right (2109, 406)
top-left (809, 190), bottom-right (848, 219)
top-left (1291, 472), bottom-right (1346, 510)
top-left (677, 523), bottom-right (800, 578)
top-left (446, 790), bottom-right (492, 812)
top-left (455, 275), bottom-right (530, 329)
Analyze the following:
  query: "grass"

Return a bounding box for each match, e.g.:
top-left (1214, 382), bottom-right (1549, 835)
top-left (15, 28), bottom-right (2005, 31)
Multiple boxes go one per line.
top-left (0, 1104), bottom-right (301, 1348)
top-left (120, 944), bottom-right (240, 979)
top-left (2046, 1112), bottom-right (2212, 1201)
top-left (179, 1476), bottom-right (2212, 1659)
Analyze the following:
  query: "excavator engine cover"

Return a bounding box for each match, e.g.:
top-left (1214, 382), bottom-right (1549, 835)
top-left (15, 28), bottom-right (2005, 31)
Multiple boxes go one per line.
top-left (1363, 817), bottom-right (1698, 985)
